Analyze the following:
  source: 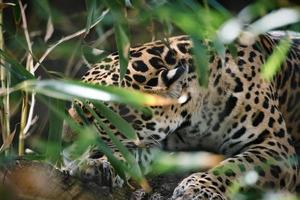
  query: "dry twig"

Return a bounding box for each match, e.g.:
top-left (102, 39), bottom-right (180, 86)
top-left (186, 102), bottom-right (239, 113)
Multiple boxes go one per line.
top-left (33, 9), bottom-right (109, 72)
top-left (18, 0), bottom-right (34, 156)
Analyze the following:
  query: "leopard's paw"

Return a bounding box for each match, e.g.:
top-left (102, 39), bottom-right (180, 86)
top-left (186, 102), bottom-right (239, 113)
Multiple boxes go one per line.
top-left (72, 156), bottom-right (114, 186)
top-left (172, 173), bottom-right (226, 200)
top-left (66, 154), bottom-right (124, 188)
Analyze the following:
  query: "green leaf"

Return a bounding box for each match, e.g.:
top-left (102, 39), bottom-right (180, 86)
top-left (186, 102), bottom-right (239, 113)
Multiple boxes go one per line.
top-left (191, 38), bottom-right (209, 87)
top-left (92, 101), bottom-right (138, 141)
top-left (84, 104), bottom-right (144, 182)
top-left (102, 0), bottom-right (124, 10)
top-left (37, 96), bottom-right (81, 138)
top-left (39, 95), bottom-right (127, 180)
top-left (150, 150), bottom-right (223, 174)
top-left (85, 0), bottom-right (97, 37)
top-left (0, 50), bottom-right (35, 82)
top-left (85, 103), bottom-right (135, 163)
top-left (39, 89), bottom-right (147, 186)
top-left (93, 135), bottom-right (127, 180)
top-left (33, 0), bottom-right (51, 14)
top-left (15, 79), bottom-right (175, 106)
top-left (114, 23), bottom-right (130, 80)
top-left (155, 3), bottom-right (228, 40)
top-left (0, 2), bottom-right (15, 10)
top-left (74, 103), bottom-right (90, 125)
top-left (81, 45), bottom-right (107, 64)
top-left (208, 0), bottom-right (231, 16)
top-left (46, 98), bottom-right (65, 164)
top-left (227, 43), bottom-right (237, 59)
top-left (102, 0), bottom-right (129, 80)
top-left (12, 2), bottom-right (21, 24)
top-left (248, 8), bottom-right (300, 36)
top-left (217, 18), bottom-right (242, 44)
top-left (261, 38), bottom-right (291, 81)
top-left (66, 102), bottom-right (128, 180)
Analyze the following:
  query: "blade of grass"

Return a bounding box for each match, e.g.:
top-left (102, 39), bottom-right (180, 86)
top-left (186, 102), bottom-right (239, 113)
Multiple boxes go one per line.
top-left (81, 45), bottom-right (108, 64)
top-left (45, 98), bottom-right (65, 164)
top-left (93, 132), bottom-right (127, 181)
top-left (64, 100), bottom-right (128, 180)
top-left (84, 103), bottom-right (149, 191)
top-left (85, 0), bottom-right (97, 37)
top-left (84, 103), bottom-right (137, 168)
top-left (0, 50), bottom-right (35, 81)
top-left (37, 96), bottom-right (81, 140)
top-left (0, 2), bottom-right (15, 9)
top-left (208, 0), bottom-right (231, 16)
top-left (155, 3), bottom-right (228, 40)
top-left (191, 37), bottom-right (209, 87)
top-left (0, 129), bottom-right (16, 153)
top-left (73, 103), bottom-right (90, 125)
top-left (102, 0), bottom-right (130, 80)
top-left (92, 101), bottom-right (139, 142)
top-left (247, 8), bottom-right (300, 36)
top-left (32, 0), bottom-right (53, 42)
top-left (6, 79), bottom-right (180, 106)
top-left (150, 150), bottom-right (223, 175)
top-left (39, 95), bottom-right (128, 180)
top-left (114, 23), bottom-right (130, 80)
top-left (261, 38), bottom-right (291, 80)
top-left (71, 100), bottom-right (147, 188)
top-left (219, 7), bottom-right (300, 45)
top-left (237, 0), bottom-right (276, 23)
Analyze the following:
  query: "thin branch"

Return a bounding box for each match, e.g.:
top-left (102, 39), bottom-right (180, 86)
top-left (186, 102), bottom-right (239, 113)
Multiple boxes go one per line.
top-left (4, 69), bottom-right (10, 139)
top-left (16, 8), bottom-right (109, 155)
top-left (23, 92), bottom-right (36, 135)
top-left (71, 28), bottom-right (112, 73)
top-left (0, 0), bottom-right (5, 141)
top-left (19, 92), bottom-right (28, 156)
top-left (70, 60), bottom-right (84, 77)
top-left (33, 9), bottom-right (109, 72)
top-left (91, 28), bottom-right (114, 48)
top-left (18, 0), bottom-right (34, 156)
top-left (64, 40), bottom-right (82, 76)
top-left (18, 1), bottom-right (33, 73)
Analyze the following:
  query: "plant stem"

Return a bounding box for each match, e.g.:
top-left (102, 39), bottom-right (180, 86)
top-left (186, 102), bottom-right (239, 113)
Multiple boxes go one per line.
top-left (19, 93), bottom-right (28, 156)
top-left (0, 0), bottom-right (11, 155)
top-left (0, 0), bottom-right (4, 138)
top-left (18, 0), bottom-right (32, 156)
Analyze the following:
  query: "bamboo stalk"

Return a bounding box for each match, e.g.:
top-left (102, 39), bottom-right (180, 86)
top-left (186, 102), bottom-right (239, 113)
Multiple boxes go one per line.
top-left (0, 0), bottom-right (11, 155)
top-left (0, 0), bottom-right (5, 139)
top-left (18, 0), bottom-right (33, 156)
top-left (19, 93), bottom-right (28, 155)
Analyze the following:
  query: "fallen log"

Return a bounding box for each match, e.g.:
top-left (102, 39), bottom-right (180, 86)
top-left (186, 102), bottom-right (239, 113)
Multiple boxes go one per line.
top-left (0, 160), bottom-right (131, 200)
top-left (0, 152), bottom-right (223, 200)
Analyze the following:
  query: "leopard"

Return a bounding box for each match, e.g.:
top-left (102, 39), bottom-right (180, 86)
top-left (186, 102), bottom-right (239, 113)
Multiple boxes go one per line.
top-left (63, 31), bottom-right (300, 200)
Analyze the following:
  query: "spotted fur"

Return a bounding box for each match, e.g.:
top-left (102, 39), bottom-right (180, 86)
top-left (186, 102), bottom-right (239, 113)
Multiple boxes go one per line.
top-left (65, 31), bottom-right (300, 200)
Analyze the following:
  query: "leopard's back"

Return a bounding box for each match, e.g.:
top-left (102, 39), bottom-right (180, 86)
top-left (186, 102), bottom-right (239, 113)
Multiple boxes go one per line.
top-left (262, 32), bottom-right (300, 149)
